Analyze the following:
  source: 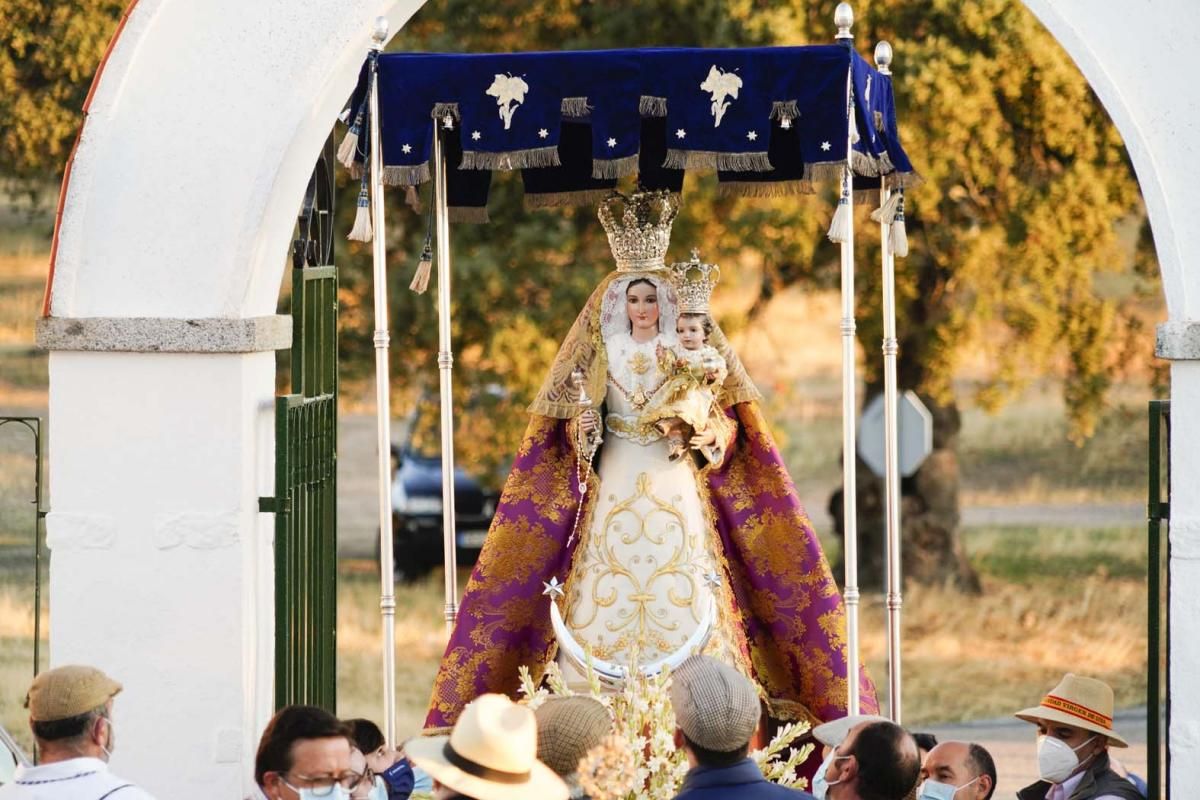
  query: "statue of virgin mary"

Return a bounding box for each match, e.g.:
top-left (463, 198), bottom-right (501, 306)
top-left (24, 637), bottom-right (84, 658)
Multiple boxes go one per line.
top-left (425, 190), bottom-right (877, 732)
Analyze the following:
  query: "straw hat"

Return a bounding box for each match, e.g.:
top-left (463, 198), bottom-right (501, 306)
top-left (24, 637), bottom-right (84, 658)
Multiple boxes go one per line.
top-left (812, 714), bottom-right (890, 747)
top-left (406, 694), bottom-right (568, 800)
top-left (26, 665), bottom-right (122, 723)
top-left (1014, 674), bottom-right (1128, 747)
top-left (534, 696), bottom-right (612, 777)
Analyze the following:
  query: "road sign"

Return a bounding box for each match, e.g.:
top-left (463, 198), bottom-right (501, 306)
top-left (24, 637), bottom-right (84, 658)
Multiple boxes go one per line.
top-left (858, 390), bottom-right (934, 478)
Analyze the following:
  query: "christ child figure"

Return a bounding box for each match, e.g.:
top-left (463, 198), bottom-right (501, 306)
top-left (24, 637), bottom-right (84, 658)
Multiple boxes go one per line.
top-left (642, 314), bottom-right (728, 461)
top-left (638, 251), bottom-right (727, 462)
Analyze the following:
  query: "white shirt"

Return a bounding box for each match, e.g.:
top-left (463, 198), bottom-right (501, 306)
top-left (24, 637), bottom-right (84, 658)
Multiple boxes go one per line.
top-left (0, 757), bottom-right (157, 800)
top-left (1044, 770), bottom-right (1126, 800)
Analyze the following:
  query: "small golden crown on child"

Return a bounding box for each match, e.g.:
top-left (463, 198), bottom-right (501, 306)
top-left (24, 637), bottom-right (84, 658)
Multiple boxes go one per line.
top-left (599, 190), bottom-right (680, 272)
top-left (671, 249), bottom-right (721, 314)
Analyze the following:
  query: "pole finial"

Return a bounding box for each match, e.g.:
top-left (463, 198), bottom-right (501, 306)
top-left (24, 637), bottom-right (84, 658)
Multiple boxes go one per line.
top-left (835, 3), bottom-right (854, 41)
top-left (371, 16), bottom-right (389, 48)
top-left (875, 41), bottom-right (894, 75)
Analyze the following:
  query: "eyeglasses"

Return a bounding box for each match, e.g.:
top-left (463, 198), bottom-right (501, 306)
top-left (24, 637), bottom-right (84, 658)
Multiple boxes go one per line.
top-left (281, 772), bottom-right (362, 797)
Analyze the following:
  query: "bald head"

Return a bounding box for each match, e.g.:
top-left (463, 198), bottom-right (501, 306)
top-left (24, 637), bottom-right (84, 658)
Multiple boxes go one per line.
top-left (841, 720), bottom-right (920, 800)
top-left (920, 741), bottom-right (995, 800)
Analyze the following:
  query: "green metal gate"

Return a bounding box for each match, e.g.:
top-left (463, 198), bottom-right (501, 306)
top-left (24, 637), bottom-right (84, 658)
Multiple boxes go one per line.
top-left (1147, 400), bottom-right (1169, 800)
top-left (263, 139), bottom-right (338, 710)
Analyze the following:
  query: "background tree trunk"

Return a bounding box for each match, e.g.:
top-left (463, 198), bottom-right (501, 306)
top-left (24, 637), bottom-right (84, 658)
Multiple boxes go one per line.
top-left (829, 387), bottom-right (980, 594)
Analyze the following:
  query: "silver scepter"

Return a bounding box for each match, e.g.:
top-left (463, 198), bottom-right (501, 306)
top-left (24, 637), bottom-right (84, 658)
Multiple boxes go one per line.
top-left (569, 367), bottom-right (602, 495)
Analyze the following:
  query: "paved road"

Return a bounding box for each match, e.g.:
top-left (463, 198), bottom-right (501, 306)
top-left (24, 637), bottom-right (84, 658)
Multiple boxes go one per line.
top-left (923, 706), bottom-right (1157, 798)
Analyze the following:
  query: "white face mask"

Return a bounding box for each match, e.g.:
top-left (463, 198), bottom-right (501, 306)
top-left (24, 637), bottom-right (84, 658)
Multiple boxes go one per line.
top-left (811, 750), bottom-right (849, 800)
top-left (917, 776), bottom-right (979, 800)
top-left (98, 717), bottom-right (114, 762)
top-left (1037, 734), bottom-right (1096, 784)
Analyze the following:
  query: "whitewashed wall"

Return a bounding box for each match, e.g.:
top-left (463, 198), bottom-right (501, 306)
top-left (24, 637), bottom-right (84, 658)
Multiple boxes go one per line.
top-left (1022, 2), bottom-right (1200, 795)
top-left (41, 2), bottom-right (421, 798)
top-left (41, 0), bottom-right (1200, 798)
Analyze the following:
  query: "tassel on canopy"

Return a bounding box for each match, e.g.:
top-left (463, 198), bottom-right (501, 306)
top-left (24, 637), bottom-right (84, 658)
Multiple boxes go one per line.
top-left (870, 189), bottom-right (908, 257)
top-left (337, 104), bottom-right (365, 168)
top-left (410, 193), bottom-right (435, 293)
top-left (410, 238), bottom-right (433, 293)
top-left (890, 190), bottom-right (908, 257)
top-left (827, 171), bottom-right (853, 244)
top-left (348, 187), bottom-right (373, 242)
top-left (869, 190), bottom-right (902, 224)
top-left (346, 51), bottom-right (378, 243)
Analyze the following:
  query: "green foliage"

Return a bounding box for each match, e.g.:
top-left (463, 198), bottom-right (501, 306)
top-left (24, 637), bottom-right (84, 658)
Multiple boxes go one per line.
top-left (0, 0), bottom-right (125, 194)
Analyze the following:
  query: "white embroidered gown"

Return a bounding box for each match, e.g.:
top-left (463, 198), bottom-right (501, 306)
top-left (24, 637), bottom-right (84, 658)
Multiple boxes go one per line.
top-left (562, 331), bottom-right (730, 679)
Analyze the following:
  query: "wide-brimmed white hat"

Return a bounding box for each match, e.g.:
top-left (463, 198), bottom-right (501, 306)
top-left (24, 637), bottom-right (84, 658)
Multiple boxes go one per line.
top-left (812, 714), bottom-right (890, 747)
top-left (1014, 673), bottom-right (1128, 747)
top-left (406, 694), bottom-right (568, 800)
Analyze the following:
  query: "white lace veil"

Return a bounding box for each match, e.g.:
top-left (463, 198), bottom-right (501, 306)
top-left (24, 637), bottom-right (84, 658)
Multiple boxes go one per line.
top-left (529, 268), bottom-right (761, 419)
top-left (599, 273), bottom-right (680, 343)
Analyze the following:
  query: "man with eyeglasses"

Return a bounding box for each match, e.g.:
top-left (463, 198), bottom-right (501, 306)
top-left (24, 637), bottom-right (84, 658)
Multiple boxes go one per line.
top-left (253, 706), bottom-right (358, 800)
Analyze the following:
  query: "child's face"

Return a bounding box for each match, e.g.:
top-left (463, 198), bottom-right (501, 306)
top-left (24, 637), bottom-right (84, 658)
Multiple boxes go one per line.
top-left (677, 317), bottom-right (706, 350)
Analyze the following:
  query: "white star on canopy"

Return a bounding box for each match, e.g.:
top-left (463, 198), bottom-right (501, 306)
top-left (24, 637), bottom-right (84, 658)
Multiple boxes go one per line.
top-left (471, 130), bottom-right (482, 141)
top-left (676, 128), bottom-right (687, 139)
top-left (821, 140), bottom-right (831, 151)
top-left (538, 128), bottom-right (549, 139)
top-left (746, 130), bottom-right (758, 141)
top-left (606, 137), bottom-right (617, 148)
top-left (401, 144), bottom-right (412, 154)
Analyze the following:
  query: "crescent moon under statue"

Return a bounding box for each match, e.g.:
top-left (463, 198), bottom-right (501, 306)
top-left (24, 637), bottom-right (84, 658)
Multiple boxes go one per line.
top-left (549, 593), bottom-right (717, 687)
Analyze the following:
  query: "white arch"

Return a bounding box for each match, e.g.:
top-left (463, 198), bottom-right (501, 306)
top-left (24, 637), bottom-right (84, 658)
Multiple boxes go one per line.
top-left (39, 1), bottom-right (1200, 798)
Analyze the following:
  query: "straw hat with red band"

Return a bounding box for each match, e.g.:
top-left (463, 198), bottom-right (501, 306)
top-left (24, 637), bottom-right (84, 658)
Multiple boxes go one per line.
top-left (406, 694), bottom-right (567, 800)
top-left (1014, 673), bottom-right (1128, 747)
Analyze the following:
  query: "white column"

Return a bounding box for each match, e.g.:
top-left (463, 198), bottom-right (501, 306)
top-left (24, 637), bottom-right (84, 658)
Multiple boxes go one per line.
top-left (1163, 333), bottom-right (1200, 797)
top-left (45, 347), bottom-right (278, 798)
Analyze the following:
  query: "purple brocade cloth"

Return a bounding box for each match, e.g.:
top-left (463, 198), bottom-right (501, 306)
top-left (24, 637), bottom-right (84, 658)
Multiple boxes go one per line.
top-left (425, 403), bottom-right (877, 732)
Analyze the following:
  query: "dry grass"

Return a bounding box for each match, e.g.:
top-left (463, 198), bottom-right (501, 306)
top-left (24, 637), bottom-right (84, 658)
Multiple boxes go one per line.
top-left (317, 523), bottom-right (1155, 738)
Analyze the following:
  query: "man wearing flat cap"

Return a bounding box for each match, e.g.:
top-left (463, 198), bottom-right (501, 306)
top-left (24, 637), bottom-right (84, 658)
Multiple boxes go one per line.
top-left (0, 665), bottom-right (156, 800)
top-left (669, 654), bottom-right (814, 799)
top-left (1014, 674), bottom-right (1144, 800)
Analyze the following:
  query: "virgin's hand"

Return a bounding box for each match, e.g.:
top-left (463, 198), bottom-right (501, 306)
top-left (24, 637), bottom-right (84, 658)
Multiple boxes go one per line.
top-left (690, 429), bottom-right (718, 448)
top-left (580, 410), bottom-right (600, 434)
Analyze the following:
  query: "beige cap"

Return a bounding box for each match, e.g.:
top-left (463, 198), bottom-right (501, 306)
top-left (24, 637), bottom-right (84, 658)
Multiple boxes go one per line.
top-left (669, 655), bottom-right (760, 752)
top-left (812, 714), bottom-right (890, 747)
top-left (535, 696), bottom-right (612, 777)
top-left (26, 665), bottom-right (122, 722)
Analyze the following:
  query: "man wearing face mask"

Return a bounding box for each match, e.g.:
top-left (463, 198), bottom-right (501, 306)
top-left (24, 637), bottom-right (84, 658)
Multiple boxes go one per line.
top-left (1014, 674), bottom-right (1144, 800)
top-left (253, 705), bottom-right (358, 800)
top-left (917, 741), bottom-right (996, 800)
top-left (0, 664), bottom-right (156, 800)
top-left (811, 720), bottom-right (920, 800)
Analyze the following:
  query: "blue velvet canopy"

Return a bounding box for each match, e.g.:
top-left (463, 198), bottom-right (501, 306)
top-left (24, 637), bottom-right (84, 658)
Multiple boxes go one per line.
top-left (345, 45), bottom-right (917, 221)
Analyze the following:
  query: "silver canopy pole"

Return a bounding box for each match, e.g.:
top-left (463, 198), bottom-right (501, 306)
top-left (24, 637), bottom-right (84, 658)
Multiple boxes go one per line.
top-left (367, 17), bottom-right (397, 746)
top-left (432, 115), bottom-right (460, 633)
top-left (835, 1), bottom-right (861, 717)
top-left (875, 39), bottom-right (904, 724)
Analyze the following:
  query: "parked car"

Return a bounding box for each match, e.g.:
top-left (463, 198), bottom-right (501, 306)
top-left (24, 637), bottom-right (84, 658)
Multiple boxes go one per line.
top-left (386, 402), bottom-right (499, 582)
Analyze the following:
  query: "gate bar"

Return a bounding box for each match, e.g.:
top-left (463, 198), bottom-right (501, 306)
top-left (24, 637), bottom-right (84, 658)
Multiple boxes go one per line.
top-left (834, 1), bottom-right (861, 717)
top-left (876, 40), bottom-right (904, 725)
top-left (1147, 399), bottom-right (1170, 800)
top-left (367, 17), bottom-right (398, 747)
top-left (433, 113), bottom-right (461, 632)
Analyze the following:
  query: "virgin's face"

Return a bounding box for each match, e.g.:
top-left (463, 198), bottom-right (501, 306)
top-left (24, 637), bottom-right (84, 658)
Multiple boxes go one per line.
top-left (626, 282), bottom-right (660, 334)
